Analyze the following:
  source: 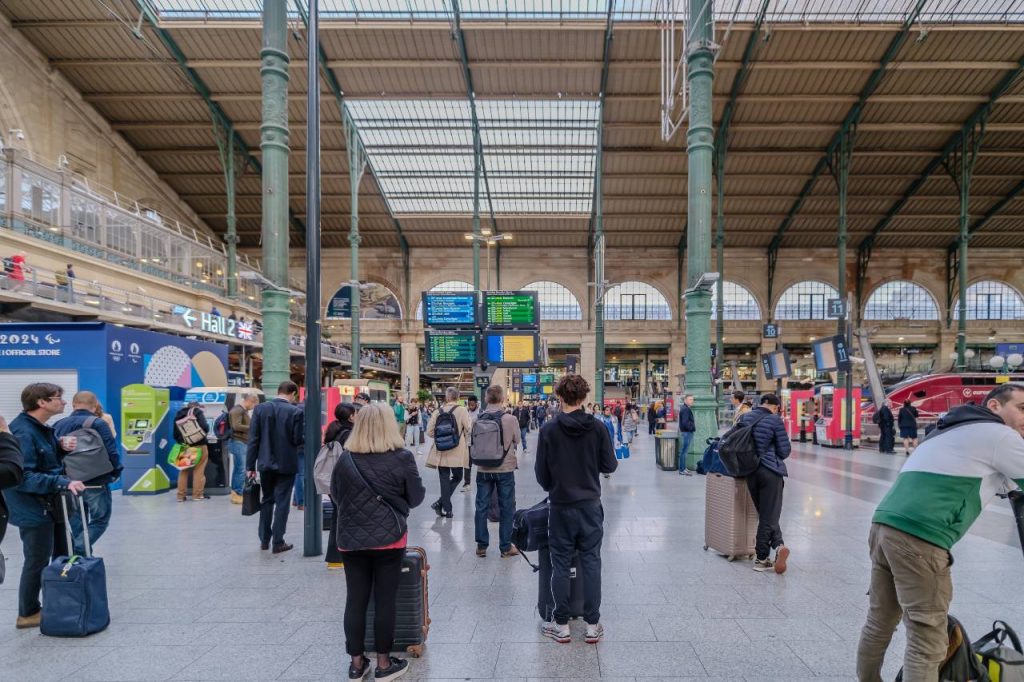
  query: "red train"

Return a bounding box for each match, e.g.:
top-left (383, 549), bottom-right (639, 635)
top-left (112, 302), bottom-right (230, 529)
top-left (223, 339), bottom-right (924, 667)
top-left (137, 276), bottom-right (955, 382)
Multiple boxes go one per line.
top-left (864, 372), bottom-right (1024, 421)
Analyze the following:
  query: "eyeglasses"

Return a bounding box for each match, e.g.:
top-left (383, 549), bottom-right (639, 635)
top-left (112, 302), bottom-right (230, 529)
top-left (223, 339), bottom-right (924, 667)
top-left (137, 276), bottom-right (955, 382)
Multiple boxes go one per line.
top-left (46, 396), bottom-right (65, 402)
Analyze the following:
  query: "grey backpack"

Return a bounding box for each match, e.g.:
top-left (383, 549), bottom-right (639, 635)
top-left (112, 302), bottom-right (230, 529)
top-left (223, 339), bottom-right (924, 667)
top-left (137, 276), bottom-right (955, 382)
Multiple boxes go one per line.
top-left (313, 441), bottom-right (343, 496)
top-left (470, 411), bottom-right (510, 468)
top-left (62, 417), bottom-right (114, 482)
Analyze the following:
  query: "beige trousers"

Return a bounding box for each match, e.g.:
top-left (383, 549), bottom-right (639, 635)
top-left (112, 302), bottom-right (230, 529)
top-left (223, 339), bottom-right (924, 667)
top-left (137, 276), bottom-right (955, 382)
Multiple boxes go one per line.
top-left (856, 523), bottom-right (953, 682)
top-left (176, 444), bottom-right (208, 501)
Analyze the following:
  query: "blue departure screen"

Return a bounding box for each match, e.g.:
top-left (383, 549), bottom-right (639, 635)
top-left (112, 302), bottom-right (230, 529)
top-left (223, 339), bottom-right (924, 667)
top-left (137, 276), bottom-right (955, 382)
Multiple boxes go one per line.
top-left (423, 293), bottom-right (478, 327)
top-left (522, 373), bottom-right (537, 384)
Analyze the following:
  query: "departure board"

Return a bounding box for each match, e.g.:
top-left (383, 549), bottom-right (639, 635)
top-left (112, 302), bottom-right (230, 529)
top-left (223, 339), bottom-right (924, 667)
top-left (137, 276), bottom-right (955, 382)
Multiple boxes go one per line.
top-left (483, 331), bottom-right (539, 368)
top-left (538, 372), bottom-right (555, 385)
top-left (483, 291), bottom-right (539, 329)
top-left (425, 331), bottom-right (479, 367)
top-left (522, 373), bottom-right (537, 384)
top-left (423, 292), bottom-right (479, 328)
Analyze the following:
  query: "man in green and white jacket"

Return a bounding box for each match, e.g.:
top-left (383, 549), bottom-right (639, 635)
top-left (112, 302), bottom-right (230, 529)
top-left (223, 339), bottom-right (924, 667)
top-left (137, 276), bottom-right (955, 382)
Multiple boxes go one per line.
top-left (857, 383), bottom-right (1024, 681)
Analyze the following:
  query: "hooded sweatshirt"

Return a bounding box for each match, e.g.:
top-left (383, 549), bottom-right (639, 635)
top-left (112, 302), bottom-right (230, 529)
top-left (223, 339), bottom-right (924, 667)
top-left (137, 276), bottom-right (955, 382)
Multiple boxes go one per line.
top-left (535, 409), bottom-right (618, 505)
top-left (873, 404), bottom-right (1024, 550)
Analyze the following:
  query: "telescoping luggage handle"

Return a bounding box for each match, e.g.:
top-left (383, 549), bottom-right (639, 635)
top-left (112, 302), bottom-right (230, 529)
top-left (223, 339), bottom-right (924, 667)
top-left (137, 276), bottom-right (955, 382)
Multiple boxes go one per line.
top-left (59, 489), bottom-right (94, 559)
top-left (1000, 489), bottom-right (1024, 560)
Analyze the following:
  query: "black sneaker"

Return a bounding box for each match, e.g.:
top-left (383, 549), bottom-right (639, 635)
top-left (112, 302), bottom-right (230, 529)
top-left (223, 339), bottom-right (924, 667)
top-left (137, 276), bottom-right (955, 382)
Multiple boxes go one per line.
top-left (430, 500), bottom-right (442, 517)
top-left (349, 657), bottom-right (371, 680)
top-left (374, 657), bottom-right (409, 681)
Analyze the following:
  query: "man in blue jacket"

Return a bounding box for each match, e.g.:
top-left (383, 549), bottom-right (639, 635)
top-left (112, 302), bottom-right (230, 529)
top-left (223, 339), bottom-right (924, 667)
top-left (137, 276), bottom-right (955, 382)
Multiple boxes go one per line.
top-left (6, 383), bottom-right (86, 629)
top-left (246, 380), bottom-right (304, 554)
top-left (738, 393), bottom-right (792, 573)
top-left (54, 391), bottom-right (122, 555)
top-left (678, 394), bottom-right (696, 476)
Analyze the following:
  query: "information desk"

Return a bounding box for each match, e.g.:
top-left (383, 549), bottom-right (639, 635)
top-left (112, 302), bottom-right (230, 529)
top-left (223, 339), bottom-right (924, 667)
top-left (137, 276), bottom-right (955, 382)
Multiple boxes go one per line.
top-left (425, 330), bottom-right (479, 367)
top-left (422, 292), bottom-right (479, 328)
top-left (483, 290), bottom-right (539, 329)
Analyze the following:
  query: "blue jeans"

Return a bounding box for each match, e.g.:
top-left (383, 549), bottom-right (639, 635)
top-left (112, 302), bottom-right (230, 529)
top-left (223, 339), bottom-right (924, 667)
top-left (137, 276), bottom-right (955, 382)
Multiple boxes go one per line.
top-left (228, 440), bottom-right (247, 494)
top-left (69, 485), bottom-right (112, 555)
top-left (520, 427), bottom-right (529, 450)
top-left (293, 455), bottom-right (304, 506)
top-left (474, 472), bottom-right (516, 552)
top-left (679, 431), bottom-right (695, 471)
top-left (18, 521), bottom-right (68, 617)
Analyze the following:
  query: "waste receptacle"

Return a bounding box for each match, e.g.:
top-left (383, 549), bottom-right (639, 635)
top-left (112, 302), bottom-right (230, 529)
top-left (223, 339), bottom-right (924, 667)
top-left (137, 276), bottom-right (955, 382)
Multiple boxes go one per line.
top-left (655, 431), bottom-right (680, 471)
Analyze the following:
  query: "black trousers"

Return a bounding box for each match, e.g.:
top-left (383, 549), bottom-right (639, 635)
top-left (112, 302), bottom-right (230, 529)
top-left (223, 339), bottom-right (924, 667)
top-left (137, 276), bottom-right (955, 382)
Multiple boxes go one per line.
top-left (548, 501), bottom-right (604, 625)
top-left (648, 418), bottom-right (656, 435)
top-left (436, 466), bottom-right (463, 514)
top-left (879, 424), bottom-right (896, 453)
top-left (343, 548), bottom-right (406, 656)
top-left (18, 520), bottom-right (68, 617)
top-left (746, 466), bottom-right (785, 561)
top-left (325, 496), bottom-right (345, 564)
top-left (258, 470), bottom-right (295, 547)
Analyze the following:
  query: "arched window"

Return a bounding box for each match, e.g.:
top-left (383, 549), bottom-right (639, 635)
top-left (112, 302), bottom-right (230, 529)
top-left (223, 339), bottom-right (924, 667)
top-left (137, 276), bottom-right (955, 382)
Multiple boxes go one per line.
top-left (710, 281), bottom-right (761, 320)
top-left (952, 280), bottom-right (1024, 320)
top-left (774, 280), bottom-right (839, 320)
top-left (325, 282), bottom-right (403, 320)
top-left (864, 281), bottom-right (939, 321)
top-left (522, 281), bottom-right (581, 321)
top-left (415, 280), bottom-right (474, 319)
top-left (602, 281), bottom-right (671, 321)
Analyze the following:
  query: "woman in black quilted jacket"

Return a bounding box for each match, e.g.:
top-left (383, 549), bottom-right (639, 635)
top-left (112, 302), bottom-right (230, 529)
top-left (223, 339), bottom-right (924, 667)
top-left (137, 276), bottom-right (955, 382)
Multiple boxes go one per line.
top-left (323, 403), bottom-right (356, 570)
top-left (330, 403), bottom-right (424, 682)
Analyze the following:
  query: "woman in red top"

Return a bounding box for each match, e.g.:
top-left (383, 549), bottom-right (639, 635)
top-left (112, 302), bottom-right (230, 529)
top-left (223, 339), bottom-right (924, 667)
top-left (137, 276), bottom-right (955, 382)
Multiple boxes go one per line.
top-left (331, 402), bottom-right (424, 682)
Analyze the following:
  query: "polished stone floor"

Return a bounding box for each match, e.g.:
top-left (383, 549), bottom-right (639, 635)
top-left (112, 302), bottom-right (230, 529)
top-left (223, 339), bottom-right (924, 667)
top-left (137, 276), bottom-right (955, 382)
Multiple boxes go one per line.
top-left (2, 428), bottom-right (1023, 681)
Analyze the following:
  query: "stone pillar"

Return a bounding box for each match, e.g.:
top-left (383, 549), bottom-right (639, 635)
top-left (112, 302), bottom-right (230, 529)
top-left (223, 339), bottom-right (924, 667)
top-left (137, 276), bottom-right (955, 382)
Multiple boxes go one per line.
top-left (580, 337), bottom-right (596, 398)
top-left (400, 338), bottom-right (420, 399)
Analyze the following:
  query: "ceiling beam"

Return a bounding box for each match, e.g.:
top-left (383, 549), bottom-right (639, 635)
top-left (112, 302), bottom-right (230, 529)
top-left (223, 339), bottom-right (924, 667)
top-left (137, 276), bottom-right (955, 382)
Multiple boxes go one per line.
top-left (956, 178), bottom-right (1024, 248)
top-left (179, 191), bottom-right (1017, 202)
top-left (858, 55), bottom-right (1024, 254)
top-left (159, 170), bottom-right (1016, 181)
top-left (766, 0), bottom-right (929, 254)
top-left (210, 211), bottom-right (1001, 220)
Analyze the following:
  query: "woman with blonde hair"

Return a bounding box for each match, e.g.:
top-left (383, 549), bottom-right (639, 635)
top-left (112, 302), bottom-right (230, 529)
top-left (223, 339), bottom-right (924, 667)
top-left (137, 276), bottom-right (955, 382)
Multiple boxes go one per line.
top-left (330, 402), bottom-right (425, 682)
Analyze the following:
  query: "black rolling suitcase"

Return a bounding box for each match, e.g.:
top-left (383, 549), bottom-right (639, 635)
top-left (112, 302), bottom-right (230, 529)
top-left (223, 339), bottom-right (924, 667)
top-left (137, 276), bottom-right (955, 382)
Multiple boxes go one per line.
top-left (1010, 490), bottom-right (1024, 559)
top-left (364, 546), bottom-right (430, 657)
top-left (537, 547), bottom-right (584, 621)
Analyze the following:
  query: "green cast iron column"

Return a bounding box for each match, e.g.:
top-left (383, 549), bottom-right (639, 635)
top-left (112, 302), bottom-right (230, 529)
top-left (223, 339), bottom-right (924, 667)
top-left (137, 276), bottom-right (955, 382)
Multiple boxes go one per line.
top-left (714, 148), bottom-right (725, 408)
top-left (346, 114), bottom-right (367, 379)
top-left (956, 135), bottom-right (971, 369)
top-left (222, 125), bottom-right (239, 299)
top-left (259, 0), bottom-right (291, 390)
top-left (594, 109), bottom-right (606, 404)
top-left (472, 138), bottom-right (482, 292)
top-left (683, 0), bottom-right (717, 470)
top-left (835, 126), bottom-right (855, 449)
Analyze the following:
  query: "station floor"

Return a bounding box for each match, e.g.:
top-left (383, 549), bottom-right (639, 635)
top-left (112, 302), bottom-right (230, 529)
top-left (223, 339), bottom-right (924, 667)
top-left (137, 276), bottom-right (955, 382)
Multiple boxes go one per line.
top-left (2, 430), bottom-right (1024, 681)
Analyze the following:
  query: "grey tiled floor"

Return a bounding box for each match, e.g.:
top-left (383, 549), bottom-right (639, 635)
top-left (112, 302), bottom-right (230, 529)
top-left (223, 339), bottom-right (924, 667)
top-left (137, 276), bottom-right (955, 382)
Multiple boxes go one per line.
top-left (2, 430), bottom-right (1023, 681)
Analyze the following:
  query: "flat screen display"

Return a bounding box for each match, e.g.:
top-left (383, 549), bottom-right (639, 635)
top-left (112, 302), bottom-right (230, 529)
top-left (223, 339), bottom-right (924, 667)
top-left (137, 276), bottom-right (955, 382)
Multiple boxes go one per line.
top-left (422, 292), bottom-right (478, 328)
top-left (425, 331), bottom-right (479, 367)
top-left (522, 373), bottom-right (537, 384)
top-left (761, 349), bottom-right (792, 379)
top-left (522, 384), bottom-right (539, 395)
top-left (133, 419), bottom-right (150, 429)
top-left (812, 335), bottom-right (850, 372)
top-left (538, 372), bottom-right (555, 385)
top-left (483, 290), bottom-right (539, 329)
top-left (483, 331), bottom-right (540, 368)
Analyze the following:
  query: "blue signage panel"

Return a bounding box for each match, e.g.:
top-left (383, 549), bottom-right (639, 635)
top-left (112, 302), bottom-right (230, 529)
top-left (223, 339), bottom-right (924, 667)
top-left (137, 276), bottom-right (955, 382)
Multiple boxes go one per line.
top-left (423, 292), bottom-right (478, 328)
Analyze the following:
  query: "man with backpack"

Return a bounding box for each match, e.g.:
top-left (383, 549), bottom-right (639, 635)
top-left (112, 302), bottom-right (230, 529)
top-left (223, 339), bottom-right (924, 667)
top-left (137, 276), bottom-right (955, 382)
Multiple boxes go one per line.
top-left (172, 401), bottom-right (210, 502)
top-left (462, 395), bottom-right (480, 493)
top-left (53, 391), bottom-right (121, 554)
top-left (735, 393), bottom-right (791, 573)
top-left (472, 384), bottom-right (522, 558)
top-left (426, 387), bottom-right (473, 518)
top-left (857, 383), bottom-right (1024, 682)
top-left (535, 374), bottom-right (618, 644)
top-left (515, 402), bottom-right (531, 454)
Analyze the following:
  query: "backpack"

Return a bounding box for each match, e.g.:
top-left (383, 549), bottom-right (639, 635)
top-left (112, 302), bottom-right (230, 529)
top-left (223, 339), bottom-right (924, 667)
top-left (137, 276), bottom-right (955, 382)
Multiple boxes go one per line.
top-left (175, 407), bottom-right (207, 446)
top-left (470, 411), bottom-right (510, 468)
top-left (896, 615), bottom-right (990, 681)
top-left (313, 441), bottom-right (343, 495)
top-left (213, 411), bottom-right (233, 441)
top-left (433, 406), bottom-right (460, 452)
top-left (717, 411), bottom-right (769, 478)
top-left (61, 417), bottom-right (114, 483)
top-left (974, 621), bottom-right (1024, 682)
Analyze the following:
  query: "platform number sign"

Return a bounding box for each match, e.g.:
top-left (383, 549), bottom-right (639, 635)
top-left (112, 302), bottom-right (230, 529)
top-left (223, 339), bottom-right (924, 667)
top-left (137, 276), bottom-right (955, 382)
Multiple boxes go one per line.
top-left (762, 323), bottom-right (779, 339)
top-left (827, 298), bottom-right (846, 319)
top-left (834, 335), bottom-right (852, 370)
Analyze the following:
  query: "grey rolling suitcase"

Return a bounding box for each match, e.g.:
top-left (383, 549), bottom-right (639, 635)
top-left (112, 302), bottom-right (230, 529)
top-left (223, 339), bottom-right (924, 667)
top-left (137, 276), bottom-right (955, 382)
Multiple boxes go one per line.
top-left (703, 472), bottom-right (758, 561)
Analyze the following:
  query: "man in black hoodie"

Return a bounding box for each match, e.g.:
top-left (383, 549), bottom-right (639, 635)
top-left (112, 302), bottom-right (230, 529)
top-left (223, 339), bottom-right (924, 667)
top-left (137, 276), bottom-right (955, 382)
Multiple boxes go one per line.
top-left (535, 374), bottom-right (618, 645)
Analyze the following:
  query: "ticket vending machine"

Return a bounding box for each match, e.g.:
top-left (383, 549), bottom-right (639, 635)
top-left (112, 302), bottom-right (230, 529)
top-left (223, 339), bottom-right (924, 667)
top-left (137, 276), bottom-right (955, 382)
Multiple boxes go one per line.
top-left (120, 384), bottom-right (172, 494)
top-left (182, 387), bottom-right (265, 496)
top-left (815, 385), bottom-right (862, 447)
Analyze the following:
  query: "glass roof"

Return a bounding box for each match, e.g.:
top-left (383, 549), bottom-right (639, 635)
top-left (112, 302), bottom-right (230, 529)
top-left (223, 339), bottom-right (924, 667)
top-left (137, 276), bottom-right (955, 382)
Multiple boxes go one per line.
top-left (150, 0), bottom-right (1023, 23)
top-left (346, 98), bottom-right (600, 215)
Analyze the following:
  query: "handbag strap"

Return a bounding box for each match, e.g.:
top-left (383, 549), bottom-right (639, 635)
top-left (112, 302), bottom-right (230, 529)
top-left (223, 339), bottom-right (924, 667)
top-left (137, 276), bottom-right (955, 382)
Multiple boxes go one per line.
top-left (344, 450), bottom-right (406, 517)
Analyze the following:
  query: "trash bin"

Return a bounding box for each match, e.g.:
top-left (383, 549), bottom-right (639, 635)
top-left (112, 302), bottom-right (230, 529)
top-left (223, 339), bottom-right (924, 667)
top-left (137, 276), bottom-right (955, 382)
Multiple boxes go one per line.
top-left (655, 431), bottom-right (680, 471)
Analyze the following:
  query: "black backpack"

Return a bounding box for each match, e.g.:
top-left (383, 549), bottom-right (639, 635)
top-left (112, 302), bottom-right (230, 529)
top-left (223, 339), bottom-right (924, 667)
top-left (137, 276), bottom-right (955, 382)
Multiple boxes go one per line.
top-left (213, 411), bottom-right (232, 441)
top-left (896, 615), bottom-right (990, 681)
top-left (433, 406), bottom-right (460, 452)
top-left (717, 411), bottom-right (769, 478)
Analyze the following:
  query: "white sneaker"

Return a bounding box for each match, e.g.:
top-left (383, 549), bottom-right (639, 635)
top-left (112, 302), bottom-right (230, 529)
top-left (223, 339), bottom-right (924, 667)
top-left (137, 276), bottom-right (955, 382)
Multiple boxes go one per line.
top-left (541, 621), bottom-right (571, 643)
top-left (752, 558), bottom-right (775, 572)
top-left (773, 545), bottom-right (790, 574)
top-left (584, 622), bottom-right (604, 644)
top-left (461, 484), bottom-right (471, 493)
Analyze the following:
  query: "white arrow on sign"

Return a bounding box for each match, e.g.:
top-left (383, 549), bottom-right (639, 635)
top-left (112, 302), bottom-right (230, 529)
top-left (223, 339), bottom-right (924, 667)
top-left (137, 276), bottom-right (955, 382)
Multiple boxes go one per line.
top-left (182, 308), bottom-right (197, 327)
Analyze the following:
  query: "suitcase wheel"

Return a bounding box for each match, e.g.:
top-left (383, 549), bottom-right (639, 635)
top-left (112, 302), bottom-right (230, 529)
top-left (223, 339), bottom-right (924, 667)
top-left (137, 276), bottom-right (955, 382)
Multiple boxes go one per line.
top-left (702, 545), bottom-right (708, 551)
top-left (407, 644), bottom-right (424, 658)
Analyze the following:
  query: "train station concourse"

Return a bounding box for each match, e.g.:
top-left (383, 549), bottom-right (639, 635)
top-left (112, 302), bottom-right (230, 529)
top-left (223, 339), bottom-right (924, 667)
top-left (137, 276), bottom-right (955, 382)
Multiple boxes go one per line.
top-left (1, 1), bottom-right (1024, 680)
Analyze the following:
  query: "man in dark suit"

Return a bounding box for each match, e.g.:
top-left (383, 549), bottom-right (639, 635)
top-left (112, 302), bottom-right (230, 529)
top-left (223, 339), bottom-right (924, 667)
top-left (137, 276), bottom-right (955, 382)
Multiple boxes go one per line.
top-left (246, 381), bottom-right (304, 553)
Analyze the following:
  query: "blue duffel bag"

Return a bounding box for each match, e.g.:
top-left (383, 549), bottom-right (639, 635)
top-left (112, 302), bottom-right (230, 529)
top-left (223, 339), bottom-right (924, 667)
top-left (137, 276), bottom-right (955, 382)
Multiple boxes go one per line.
top-left (697, 437), bottom-right (731, 476)
top-left (40, 493), bottom-right (110, 637)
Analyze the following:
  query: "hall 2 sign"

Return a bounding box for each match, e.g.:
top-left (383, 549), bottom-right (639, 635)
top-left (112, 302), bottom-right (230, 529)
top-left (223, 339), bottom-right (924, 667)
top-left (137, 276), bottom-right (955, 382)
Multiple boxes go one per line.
top-left (173, 306), bottom-right (255, 341)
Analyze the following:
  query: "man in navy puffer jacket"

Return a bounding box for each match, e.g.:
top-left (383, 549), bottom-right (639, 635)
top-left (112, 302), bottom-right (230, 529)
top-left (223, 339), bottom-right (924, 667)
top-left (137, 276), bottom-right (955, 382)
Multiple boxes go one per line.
top-left (737, 393), bottom-right (791, 574)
